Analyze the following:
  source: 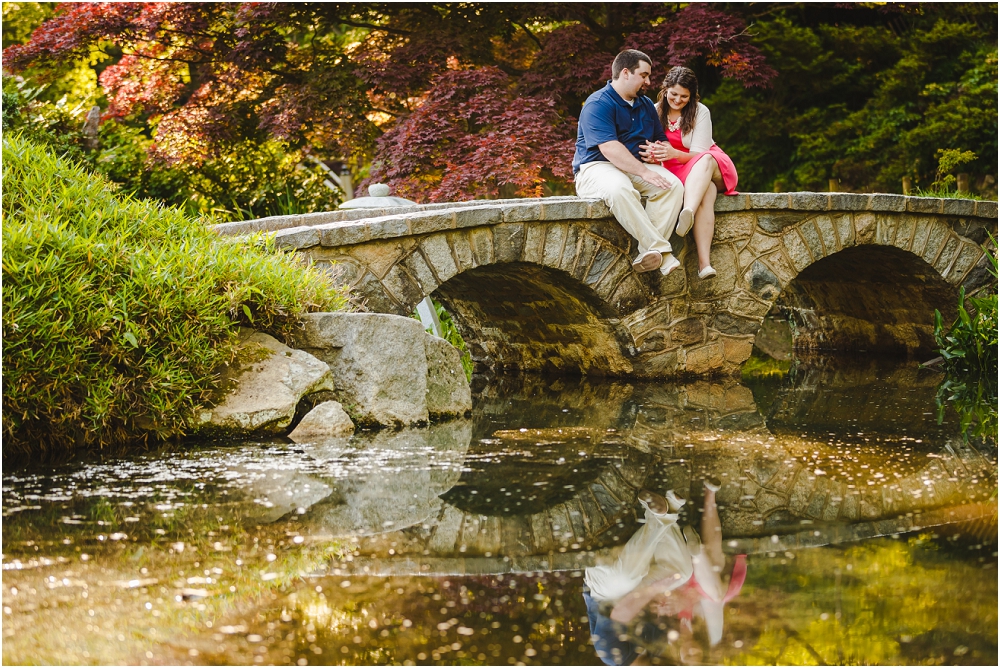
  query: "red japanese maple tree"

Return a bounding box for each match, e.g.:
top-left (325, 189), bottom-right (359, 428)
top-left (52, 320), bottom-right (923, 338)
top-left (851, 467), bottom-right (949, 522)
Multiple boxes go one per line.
top-left (4, 2), bottom-right (775, 203)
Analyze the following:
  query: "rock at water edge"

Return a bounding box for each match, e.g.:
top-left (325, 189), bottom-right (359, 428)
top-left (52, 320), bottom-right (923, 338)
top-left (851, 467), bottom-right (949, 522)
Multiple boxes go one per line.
top-left (296, 312), bottom-right (430, 426)
top-left (289, 400), bottom-right (356, 441)
top-left (424, 334), bottom-right (472, 418)
top-left (195, 332), bottom-right (334, 435)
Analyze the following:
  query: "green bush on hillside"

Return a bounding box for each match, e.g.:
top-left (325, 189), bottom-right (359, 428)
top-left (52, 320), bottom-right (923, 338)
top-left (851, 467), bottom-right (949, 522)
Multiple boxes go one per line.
top-left (1, 136), bottom-right (349, 457)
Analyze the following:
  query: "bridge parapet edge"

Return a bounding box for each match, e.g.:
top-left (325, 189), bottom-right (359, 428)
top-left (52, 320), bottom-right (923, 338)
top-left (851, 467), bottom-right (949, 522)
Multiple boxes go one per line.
top-left (213, 193), bottom-right (998, 253)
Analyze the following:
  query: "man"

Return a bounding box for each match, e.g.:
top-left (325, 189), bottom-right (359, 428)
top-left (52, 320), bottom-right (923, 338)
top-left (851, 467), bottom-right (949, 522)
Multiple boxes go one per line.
top-left (573, 50), bottom-right (684, 276)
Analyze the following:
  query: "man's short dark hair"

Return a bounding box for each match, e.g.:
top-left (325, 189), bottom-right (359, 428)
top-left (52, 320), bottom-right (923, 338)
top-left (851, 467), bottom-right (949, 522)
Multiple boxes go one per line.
top-left (612, 50), bottom-right (652, 79)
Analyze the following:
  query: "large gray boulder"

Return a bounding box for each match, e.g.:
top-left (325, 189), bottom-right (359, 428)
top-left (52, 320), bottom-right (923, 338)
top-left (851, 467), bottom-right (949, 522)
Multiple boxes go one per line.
top-left (194, 332), bottom-right (334, 435)
top-left (295, 312), bottom-right (431, 426)
top-left (424, 335), bottom-right (472, 418)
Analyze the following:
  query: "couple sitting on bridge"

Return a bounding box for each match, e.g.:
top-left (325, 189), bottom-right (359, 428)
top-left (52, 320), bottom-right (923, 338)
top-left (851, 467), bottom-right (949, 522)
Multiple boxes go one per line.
top-left (573, 50), bottom-right (739, 280)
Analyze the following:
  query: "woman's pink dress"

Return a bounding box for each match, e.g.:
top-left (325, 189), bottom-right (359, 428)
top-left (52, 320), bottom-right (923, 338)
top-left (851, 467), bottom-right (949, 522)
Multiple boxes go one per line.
top-left (661, 126), bottom-right (739, 195)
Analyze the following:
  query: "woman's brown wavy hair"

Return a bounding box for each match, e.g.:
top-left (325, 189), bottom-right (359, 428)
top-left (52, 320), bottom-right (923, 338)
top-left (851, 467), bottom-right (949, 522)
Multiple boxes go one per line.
top-left (657, 66), bottom-right (700, 136)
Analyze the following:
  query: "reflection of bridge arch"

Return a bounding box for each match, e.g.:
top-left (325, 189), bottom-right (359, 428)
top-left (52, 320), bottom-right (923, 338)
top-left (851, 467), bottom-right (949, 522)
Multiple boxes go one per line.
top-left (217, 194), bottom-right (996, 376)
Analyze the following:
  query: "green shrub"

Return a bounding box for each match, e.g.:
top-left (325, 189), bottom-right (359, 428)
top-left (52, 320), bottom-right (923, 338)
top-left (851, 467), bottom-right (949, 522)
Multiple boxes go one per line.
top-left (1, 136), bottom-right (349, 458)
top-left (933, 236), bottom-right (998, 440)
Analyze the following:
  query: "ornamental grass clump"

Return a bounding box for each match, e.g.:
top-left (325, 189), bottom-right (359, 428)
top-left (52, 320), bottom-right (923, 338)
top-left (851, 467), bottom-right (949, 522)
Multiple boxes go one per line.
top-left (2, 136), bottom-right (349, 458)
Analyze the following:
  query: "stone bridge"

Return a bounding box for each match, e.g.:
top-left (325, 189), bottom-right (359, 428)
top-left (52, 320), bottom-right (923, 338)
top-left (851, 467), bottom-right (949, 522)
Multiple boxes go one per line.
top-left (215, 193), bottom-right (997, 377)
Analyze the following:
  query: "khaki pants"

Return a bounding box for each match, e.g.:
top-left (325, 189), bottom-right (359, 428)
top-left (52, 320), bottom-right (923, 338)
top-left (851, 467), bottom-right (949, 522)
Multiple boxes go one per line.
top-left (575, 161), bottom-right (684, 256)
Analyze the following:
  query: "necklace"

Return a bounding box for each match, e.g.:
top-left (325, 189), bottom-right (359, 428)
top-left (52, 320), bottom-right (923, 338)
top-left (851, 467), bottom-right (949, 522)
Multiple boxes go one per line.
top-left (666, 115), bottom-right (682, 132)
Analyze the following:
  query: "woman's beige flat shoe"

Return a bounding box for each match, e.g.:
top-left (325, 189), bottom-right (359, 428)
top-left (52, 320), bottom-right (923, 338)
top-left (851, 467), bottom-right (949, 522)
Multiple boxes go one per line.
top-left (698, 265), bottom-right (717, 279)
top-left (676, 208), bottom-right (695, 236)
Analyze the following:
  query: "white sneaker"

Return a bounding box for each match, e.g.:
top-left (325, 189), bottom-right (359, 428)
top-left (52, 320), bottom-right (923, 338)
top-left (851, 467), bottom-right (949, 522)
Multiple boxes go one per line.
top-left (659, 253), bottom-right (681, 277)
top-left (664, 490), bottom-right (687, 512)
top-left (704, 477), bottom-right (722, 493)
top-left (676, 208), bottom-right (695, 236)
top-left (698, 265), bottom-right (717, 279)
top-left (632, 250), bottom-right (662, 273)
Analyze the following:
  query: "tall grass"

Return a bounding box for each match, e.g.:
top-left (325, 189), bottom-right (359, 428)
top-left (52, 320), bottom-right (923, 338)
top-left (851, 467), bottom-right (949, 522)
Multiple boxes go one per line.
top-left (1, 136), bottom-right (349, 458)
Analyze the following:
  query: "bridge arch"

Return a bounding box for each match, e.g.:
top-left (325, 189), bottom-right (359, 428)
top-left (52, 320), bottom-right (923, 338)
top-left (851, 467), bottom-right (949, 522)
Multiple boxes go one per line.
top-left (215, 193), bottom-right (996, 377)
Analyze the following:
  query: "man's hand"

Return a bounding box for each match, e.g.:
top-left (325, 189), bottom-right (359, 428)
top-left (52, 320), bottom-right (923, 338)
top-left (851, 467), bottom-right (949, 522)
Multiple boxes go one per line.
top-left (599, 140), bottom-right (675, 190)
top-left (640, 141), bottom-right (680, 163)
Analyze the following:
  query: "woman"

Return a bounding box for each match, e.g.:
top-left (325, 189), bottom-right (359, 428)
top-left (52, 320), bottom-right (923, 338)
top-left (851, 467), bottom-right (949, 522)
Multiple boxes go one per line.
top-left (641, 67), bottom-right (738, 279)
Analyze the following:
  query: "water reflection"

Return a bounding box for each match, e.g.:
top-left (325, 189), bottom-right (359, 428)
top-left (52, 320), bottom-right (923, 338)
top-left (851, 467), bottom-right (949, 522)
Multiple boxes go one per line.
top-left (2, 358), bottom-right (996, 665)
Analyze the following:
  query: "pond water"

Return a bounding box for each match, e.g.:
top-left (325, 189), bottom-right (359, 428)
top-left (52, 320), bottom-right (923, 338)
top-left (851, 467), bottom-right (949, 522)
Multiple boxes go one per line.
top-left (2, 357), bottom-right (997, 666)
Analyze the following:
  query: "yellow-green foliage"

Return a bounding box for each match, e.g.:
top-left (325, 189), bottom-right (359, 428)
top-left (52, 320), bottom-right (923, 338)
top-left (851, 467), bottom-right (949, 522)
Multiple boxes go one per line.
top-left (1, 136), bottom-right (349, 457)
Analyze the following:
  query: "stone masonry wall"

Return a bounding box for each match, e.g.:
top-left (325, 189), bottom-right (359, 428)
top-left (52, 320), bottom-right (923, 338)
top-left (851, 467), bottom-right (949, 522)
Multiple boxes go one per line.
top-left (215, 193), bottom-right (997, 377)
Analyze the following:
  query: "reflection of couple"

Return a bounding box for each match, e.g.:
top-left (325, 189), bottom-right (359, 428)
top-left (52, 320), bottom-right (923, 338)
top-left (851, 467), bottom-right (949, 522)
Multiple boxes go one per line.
top-left (572, 50), bottom-right (738, 280)
top-left (584, 480), bottom-right (747, 665)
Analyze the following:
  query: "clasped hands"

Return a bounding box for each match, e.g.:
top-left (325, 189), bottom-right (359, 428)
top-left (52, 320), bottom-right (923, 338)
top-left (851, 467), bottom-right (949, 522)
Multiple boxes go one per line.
top-left (639, 140), bottom-right (680, 164)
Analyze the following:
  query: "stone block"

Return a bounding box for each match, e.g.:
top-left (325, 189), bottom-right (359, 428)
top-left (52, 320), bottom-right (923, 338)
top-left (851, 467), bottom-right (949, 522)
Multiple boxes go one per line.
top-left (368, 214), bottom-right (410, 241)
top-left (400, 250), bottom-right (439, 293)
top-left (633, 349), bottom-right (679, 377)
top-left (296, 312), bottom-right (430, 427)
top-left (906, 197), bottom-right (942, 214)
top-left (521, 224), bottom-right (547, 264)
top-left (469, 226), bottom-right (495, 266)
top-left (491, 223), bottom-right (525, 264)
top-left (447, 230), bottom-right (476, 270)
top-left (745, 260), bottom-right (781, 301)
top-left (829, 193), bottom-right (869, 211)
top-left (541, 223), bottom-right (568, 268)
top-left (781, 228), bottom-right (813, 271)
top-left (869, 194), bottom-right (906, 212)
top-left (682, 340), bottom-right (725, 374)
top-left (274, 226), bottom-right (320, 250)
top-left (559, 224), bottom-right (581, 273)
top-left (789, 192), bottom-right (830, 210)
top-left (748, 231), bottom-right (780, 255)
top-left (815, 214), bottom-right (840, 253)
top-left (920, 221), bottom-right (949, 265)
top-left (932, 235), bottom-right (960, 276)
top-left (757, 212), bottom-right (805, 234)
top-left (721, 335), bottom-right (755, 363)
top-left (799, 218), bottom-right (826, 259)
top-left (541, 198), bottom-right (592, 221)
top-left (502, 201), bottom-right (543, 223)
top-left (877, 213), bottom-right (898, 246)
top-left (194, 332), bottom-right (334, 436)
top-left (594, 257), bottom-right (631, 301)
top-left (408, 211), bottom-right (456, 236)
top-left (947, 240), bottom-right (984, 284)
top-left (346, 239), bottom-right (415, 279)
top-left (963, 252), bottom-right (997, 293)
top-left (424, 334), bottom-right (472, 419)
top-left (455, 205), bottom-right (503, 229)
top-left (748, 193), bottom-right (790, 209)
top-left (974, 200), bottom-right (998, 219)
top-left (587, 199), bottom-right (612, 218)
top-left (833, 213), bottom-right (854, 248)
top-left (690, 244), bottom-right (737, 299)
top-left (714, 194), bottom-right (749, 212)
top-left (319, 222), bottom-right (369, 247)
top-left (761, 250), bottom-right (797, 285)
top-left (715, 212), bottom-right (756, 241)
top-left (353, 271), bottom-right (404, 315)
top-left (381, 263), bottom-right (426, 309)
top-left (853, 212), bottom-right (877, 244)
top-left (891, 214), bottom-right (916, 251)
top-left (737, 247), bottom-right (756, 274)
top-left (730, 291), bottom-right (772, 319)
top-left (671, 318), bottom-right (706, 346)
top-left (420, 234), bottom-right (460, 282)
top-left (712, 312), bottom-right (761, 336)
top-left (572, 232), bottom-right (601, 282)
top-left (941, 199), bottom-right (976, 217)
top-left (610, 275), bottom-right (650, 313)
top-left (636, 328), bottom-right (670, 353)
top-left (584, 244), bottom-right (617, 286)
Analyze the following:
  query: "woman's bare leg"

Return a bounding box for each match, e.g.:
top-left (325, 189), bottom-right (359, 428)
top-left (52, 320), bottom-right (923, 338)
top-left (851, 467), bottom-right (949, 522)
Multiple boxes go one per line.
top-left (682, 155), bottom-right (718, 213)
top-left (701, 482), bottom-right (725, 571)
top-left (693, 181), bottom-right (718, 271)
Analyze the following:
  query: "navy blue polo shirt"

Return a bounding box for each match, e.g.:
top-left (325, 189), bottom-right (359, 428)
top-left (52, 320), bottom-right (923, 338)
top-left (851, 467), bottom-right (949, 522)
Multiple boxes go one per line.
top-left (572, 82), bottom-right (667, 174)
